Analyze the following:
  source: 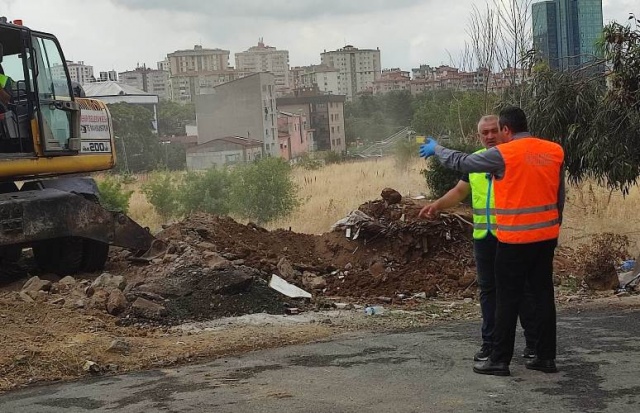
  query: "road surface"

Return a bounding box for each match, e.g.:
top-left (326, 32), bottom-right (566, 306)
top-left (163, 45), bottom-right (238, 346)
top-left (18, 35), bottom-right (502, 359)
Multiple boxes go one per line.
top-left (1, 307), bottom-right (639, 412)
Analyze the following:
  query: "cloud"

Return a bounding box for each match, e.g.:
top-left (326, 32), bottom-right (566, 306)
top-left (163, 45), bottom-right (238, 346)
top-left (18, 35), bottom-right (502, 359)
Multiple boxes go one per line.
top-left (111, 0), bottom-right (429, 20)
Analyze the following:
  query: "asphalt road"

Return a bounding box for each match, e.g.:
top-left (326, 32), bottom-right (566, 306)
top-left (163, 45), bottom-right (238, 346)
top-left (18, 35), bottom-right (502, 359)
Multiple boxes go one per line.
top-left (1, 307), bottom-right (639, 413)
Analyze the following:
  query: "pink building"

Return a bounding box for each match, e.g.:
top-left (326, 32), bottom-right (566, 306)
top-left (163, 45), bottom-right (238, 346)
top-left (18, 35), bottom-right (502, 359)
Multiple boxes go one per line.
top-left (277, 111), bottom-right (310, 160)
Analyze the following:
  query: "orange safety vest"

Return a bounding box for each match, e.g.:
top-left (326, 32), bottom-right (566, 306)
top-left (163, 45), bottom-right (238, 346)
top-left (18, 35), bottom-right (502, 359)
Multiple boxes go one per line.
top-left (494, 137), bottom-right (564, 244)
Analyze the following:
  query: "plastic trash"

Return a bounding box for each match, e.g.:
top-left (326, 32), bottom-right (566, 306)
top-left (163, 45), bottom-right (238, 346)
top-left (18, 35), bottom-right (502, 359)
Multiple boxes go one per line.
top-left (364, 306), bottom-right (385, 315)
top-left (620, 260), bottom-right (636, 272)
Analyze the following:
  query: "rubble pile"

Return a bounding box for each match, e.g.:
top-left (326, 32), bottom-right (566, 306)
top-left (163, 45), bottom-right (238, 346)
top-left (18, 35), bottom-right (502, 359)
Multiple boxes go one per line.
top-left (11, 188), bottom-right (481, 324)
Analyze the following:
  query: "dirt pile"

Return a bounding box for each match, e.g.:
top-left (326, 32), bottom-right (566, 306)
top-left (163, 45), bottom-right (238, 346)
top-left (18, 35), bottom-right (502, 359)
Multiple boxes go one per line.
top-left (5, 189), bottom-right (480, 324)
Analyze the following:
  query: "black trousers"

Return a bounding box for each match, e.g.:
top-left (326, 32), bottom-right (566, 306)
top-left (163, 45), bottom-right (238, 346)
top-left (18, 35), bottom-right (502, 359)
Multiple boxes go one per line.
top-left (474, 233), bottom-right (538, 348)
top-left (490, 238), bottom-right (558, 364)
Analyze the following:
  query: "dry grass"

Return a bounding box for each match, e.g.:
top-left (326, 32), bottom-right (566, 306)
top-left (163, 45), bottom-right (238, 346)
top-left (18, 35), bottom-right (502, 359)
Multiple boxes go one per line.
top-left (110, 158), bottom-right (640, 251)
top-left (265, 157), bottom-right (428, 233)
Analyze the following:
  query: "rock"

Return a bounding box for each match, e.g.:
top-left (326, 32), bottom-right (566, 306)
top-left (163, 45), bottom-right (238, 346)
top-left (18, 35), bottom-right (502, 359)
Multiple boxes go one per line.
top-left (302, 272), bottom-right (327, 290)
top-left (412, 292), bottom-right (427, 300)
top-left (89, 289), bottom-right (110, 311)
top-left (162, 254), bottom-right (178, 263)
top-left (205, 252), bottom-right (231, 269)
top-left (19, 291), bottom-right (35, 303)
top-left (277, 257), bottom-right (296, 280)
top-left (131, 298), bottom-right (167, 319)
top-left (232, 259), bottom-right (246, 266)
top-left (22, 276), bottom-right (52, 293)
top-left (58, 276), bottom-right (77, 286)
top-left (344, 263), bottom-right (353, 271)
top-left (464, 298), bottom-right (473, 304)
top-left (51, 297), bottom-right (66, 306)
top-left (334, 302), bottom-right (353, 310)
top-left (91, 273), bottom-right (127, 291)
top-left (197, 241), bottom-right (216, 250)
top-left (74, 299), bottom-right (87, 309)
top-left (106, 290), bottom-right (128, 316)
top-left (106, 339), bottom-right (130, 354)
top-left (380, 188), bottom-right (402, 205)
top-left (616, 291), bottom-right (631, 298)
top-left (377, 296), bottom-right (393, 303)
top-left (583, 271), bottom-right (619, 292)
top-left (84, 286), bottom-right (95, 297)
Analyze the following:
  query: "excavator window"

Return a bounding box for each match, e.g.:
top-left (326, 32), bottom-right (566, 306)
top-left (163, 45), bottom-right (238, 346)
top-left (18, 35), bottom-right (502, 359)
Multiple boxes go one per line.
top-left (0, 26), bottom-right (34, 153)
top-left (31, 35), bottom-right (75, 152)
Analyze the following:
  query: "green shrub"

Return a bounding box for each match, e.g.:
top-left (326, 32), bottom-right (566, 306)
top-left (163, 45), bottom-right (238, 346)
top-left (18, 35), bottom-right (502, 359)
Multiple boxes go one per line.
top-left (297, 153), bottom-right (323, 170)
top-left (323, 150), bottom-right (344, 165)
top-left (421, 140), bottom-right (481, 199)
top-left (97, 176), bottom-right (133, 214)
top-left (178, 168), bottom-right (232, 215)
top-left (230, 157), bottom-right (299, 224)
top-left (142, 172), bottom-right (180, 219)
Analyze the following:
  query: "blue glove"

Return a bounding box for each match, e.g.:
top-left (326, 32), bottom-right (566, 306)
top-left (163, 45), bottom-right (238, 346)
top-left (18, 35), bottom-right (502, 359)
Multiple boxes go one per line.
top-left (419, 137), bottom-right (438, 158)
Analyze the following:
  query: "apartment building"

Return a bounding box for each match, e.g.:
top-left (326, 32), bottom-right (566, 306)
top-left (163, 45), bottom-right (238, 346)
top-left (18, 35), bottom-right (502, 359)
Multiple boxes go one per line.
top-left (277, 89), bottom-right (346, 153)
top-left (235, 39), bottom-right (290, 96)
top-left (373, 68), bottom-right (411, 95)
top-left (320, 45), bottom-right (381, 100)
top-left (194, 73), bottom-right (279, 158)
top-left (119, 65), bottom-right (169, 100)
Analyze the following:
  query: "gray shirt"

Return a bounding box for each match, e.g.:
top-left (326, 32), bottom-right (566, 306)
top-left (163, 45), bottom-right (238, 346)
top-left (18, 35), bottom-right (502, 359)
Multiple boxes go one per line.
top-left (434, 132), bottom-right (565, 223)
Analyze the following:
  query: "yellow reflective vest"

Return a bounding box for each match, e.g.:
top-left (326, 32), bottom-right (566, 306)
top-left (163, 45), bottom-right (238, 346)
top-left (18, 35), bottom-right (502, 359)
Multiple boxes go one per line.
top-left (468, 148), bottom-right (497, 239)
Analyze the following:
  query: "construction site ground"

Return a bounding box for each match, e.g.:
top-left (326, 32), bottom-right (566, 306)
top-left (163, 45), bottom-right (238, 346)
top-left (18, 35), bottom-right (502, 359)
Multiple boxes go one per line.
top-left (0, 193), bottom-right (636, 393)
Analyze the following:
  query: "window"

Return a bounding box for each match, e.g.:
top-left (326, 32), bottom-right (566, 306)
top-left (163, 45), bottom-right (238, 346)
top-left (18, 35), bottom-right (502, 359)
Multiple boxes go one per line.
top-left (331, 126), bottom-right (335, 133)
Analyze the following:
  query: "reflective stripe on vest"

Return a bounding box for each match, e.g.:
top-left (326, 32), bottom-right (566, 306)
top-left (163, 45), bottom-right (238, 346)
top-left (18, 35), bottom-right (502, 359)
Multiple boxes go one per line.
top-left (469, 148), bottom-right (497, 239)
top-left (494, 137), bottom-right (564, 244)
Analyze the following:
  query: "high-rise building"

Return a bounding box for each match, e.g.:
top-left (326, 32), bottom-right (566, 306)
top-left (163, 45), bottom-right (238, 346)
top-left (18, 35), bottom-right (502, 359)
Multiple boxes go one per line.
top-left (166, 45), bottom-right (235, 102)
top-left (532, 0), bottom-right (603, 70)
top-left (532, 1), bottom-right (560, 69)
top-left (64, 61), bottom-right (95, 84)
top-left (235, 39), bottom-right (290, 95)
top-left (321, 45), bottom-right (381, 100)
top-left (119, 65), bottom-right (169, 100)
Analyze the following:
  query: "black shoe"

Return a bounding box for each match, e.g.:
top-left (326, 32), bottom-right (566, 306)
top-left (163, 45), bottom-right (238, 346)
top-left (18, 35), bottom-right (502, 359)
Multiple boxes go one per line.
top-left (473, 359), bottom-right (511, 376)
top-left (474, 344), bottom-right (492, 361)
top-left (525, 357), bottom-right (558, 373)
top-left (522, 346), bottom-right (537, 359)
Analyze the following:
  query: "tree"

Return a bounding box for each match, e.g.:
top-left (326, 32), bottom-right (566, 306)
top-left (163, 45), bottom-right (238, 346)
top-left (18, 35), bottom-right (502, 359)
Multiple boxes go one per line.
top-left (178, 168), bottom-right (233, 216)
top-left (517, 17), bottom-right (640, 194)
top-left (157, 101), bottom-right (196, 137)
top-left (230, 158), bottom-right (298, 224)
top-left (108, 103), bottom-right (163, 172)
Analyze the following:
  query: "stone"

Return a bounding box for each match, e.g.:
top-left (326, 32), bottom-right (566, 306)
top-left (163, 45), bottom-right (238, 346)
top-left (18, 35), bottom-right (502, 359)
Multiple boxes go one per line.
top-left (380, 188), bottom-right (402, 205)
top-left (131, 298), bottom-right (167, 319)
top-left (22, 276), bottom-right (52, 293)
top-left (18, 291), bottom-right (35, 303)
top-left (334, 302), bottom-right (353, 310)
top-left (302, 272), bottom-right (327, 290)
top-left (344, 263), bottom-right (353, 271)
top-left (277, 257), bottom-right (296, 280)
top-left (197, 241), bottom-right (216, 250)
top-left (106, 290), bottom-right (128, 316)
top-left (89, 289), bottom-right (110, 311)
top-left (91, 273), bottom-right (127, 291)
top-left (58, 276), bottom-right (77, 286)
top-left (106, 339), bottom-right (131, 354)
top-left (51, 297), bottom-right (66, 306)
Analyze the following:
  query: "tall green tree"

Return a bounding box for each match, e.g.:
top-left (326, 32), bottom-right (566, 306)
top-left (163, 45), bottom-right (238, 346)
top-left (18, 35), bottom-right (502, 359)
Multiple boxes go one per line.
top-left (108, 103), bottom-right (163, 172)
top-left (157, 101), bottom-right (196, 137)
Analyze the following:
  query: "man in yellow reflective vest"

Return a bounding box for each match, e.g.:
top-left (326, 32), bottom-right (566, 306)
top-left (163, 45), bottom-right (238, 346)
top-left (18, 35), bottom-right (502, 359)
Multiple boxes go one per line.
top-left (419, 115), bottom-right (537, 363)
top-left (0, 42), bottom-right (14, 107)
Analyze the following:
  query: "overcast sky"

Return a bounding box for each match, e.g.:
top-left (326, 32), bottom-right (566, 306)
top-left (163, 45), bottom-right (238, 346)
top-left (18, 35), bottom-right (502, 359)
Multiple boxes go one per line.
top-left (0, 0), bottom-right (635, 73)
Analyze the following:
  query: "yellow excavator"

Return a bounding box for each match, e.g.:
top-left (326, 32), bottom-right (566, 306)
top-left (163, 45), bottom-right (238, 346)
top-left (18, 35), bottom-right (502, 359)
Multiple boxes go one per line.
top-left (0, 17), bottom-right (163, 275)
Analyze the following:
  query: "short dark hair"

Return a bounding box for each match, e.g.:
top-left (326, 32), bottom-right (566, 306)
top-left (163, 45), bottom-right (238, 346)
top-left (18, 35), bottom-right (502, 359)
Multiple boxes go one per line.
top-left (499, 106), bottom-right (528, 134)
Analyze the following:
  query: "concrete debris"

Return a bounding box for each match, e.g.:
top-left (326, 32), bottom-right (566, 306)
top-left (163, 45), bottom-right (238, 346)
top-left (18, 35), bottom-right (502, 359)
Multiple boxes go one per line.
top-left (91, 273), bottom-right (127, 291)
top-left (269, 274), bottom-right (312, 299)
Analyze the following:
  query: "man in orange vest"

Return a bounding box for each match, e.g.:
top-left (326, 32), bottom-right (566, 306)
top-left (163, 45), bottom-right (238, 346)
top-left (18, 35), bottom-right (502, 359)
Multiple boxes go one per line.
top-left (419, 106), bottom-right (565, 376)
top-left (419, 115), bottom-right (538, 364)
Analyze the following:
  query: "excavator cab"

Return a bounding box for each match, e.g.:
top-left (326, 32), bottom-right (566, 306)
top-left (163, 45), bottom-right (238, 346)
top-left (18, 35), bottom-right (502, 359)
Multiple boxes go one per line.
top-left (0, 18), bottom-right (164, 275)
top-left (0, 18), bottom-right (115, 179)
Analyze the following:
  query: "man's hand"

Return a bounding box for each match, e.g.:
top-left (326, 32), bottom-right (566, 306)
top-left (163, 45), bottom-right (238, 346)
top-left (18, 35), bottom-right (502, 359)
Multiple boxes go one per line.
top-left (419, 137), bottom-right (438, 158)
top-left (418, 202), bottom-right (440, 219)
